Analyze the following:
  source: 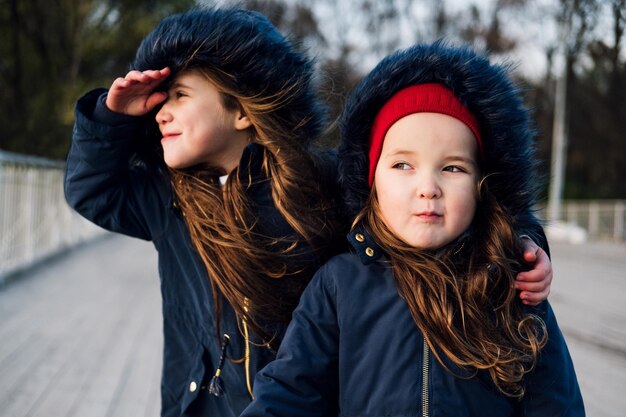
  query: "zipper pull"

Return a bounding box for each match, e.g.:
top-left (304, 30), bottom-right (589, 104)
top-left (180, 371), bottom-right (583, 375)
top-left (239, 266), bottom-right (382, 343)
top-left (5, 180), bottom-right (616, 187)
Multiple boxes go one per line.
top-left (209, 334), bottom-right (230, 396)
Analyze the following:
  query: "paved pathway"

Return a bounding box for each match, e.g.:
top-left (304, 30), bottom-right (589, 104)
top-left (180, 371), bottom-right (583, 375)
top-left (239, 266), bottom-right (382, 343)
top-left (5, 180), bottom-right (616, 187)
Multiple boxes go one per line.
top-left (0, 234), bottom-right (624, 416)
top-left (0, 235), bottom-right (161, 417)
top-left (548, 241), bottom-right (626, 417)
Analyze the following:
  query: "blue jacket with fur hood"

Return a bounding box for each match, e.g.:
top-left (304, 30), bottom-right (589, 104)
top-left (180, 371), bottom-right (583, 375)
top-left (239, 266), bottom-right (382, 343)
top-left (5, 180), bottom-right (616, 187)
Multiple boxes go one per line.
top-left (65, 7), bottom-right (343, 417)
top-left (240, 42), bottom-right (584, 416)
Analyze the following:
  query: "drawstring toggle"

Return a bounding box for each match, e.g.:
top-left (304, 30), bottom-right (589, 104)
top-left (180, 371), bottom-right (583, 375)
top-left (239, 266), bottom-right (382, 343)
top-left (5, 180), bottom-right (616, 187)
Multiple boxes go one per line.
top-left (209, 334), bottom-right (230, 396)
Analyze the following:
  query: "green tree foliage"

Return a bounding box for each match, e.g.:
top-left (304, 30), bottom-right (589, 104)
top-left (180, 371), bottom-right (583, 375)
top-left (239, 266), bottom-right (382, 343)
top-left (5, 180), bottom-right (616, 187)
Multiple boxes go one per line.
top-left (0, 0), bottom-right (193, 159)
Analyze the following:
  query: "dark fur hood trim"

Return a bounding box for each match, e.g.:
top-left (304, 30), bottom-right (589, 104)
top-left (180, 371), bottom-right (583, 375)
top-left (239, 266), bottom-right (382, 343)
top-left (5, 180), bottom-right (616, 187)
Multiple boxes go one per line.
top-left (339, 40), bottom-right (541, 222)
top-left (132, 7), bottom-right (325, 145)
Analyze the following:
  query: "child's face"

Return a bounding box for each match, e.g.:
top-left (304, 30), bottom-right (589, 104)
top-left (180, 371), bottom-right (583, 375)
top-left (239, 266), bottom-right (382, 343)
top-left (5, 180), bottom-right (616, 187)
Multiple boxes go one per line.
top-left (374, 112), bottom-right (479, 250)
top-left (156, 70), bottom-right (251, 172)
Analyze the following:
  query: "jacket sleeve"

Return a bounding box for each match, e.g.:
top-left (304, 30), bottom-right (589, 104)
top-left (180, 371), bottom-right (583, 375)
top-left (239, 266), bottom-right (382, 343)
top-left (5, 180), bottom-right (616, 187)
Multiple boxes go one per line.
top-left (516, 212), bottom-right (551, 258)
top-left (240, 263), bottom-right (340, 417)
top-left (518, 301), bottom-right (585, 416)
top-left (64, 89), bottom-right (169, 241)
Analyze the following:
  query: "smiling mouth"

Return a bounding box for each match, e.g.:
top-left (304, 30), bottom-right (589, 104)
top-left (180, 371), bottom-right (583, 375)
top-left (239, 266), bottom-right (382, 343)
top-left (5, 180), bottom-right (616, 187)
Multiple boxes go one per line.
top-left (161, 133), bottom-right (180, 142)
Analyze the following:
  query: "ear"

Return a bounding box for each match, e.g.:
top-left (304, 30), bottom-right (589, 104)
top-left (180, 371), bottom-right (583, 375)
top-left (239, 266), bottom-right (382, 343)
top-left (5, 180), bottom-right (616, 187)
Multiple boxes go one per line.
top-left (234, 110), bottom-right (252, 131)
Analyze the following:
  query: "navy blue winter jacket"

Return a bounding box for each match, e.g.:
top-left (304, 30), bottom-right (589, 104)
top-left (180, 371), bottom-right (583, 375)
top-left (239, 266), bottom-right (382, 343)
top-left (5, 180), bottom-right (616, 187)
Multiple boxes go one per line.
top-left (240, 41), bottom-right (576, 417)
top-left (240, 230), bottom-right (585, 417)
top-left (64, 89), bottom-right (341, 417)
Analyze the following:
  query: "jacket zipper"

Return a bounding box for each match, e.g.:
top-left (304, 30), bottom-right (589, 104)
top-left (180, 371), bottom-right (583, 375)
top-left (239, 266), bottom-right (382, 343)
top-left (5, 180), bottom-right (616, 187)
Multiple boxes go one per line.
top-left (422, 337), bottom-right (430, 417)
top-left (242, 299), bottom-right (254, 400)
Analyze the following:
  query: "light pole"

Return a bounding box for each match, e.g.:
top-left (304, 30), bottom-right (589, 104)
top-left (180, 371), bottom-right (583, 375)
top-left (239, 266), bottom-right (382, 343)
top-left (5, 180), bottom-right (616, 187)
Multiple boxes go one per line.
top-left (547, 6), bottom-right (572, 223)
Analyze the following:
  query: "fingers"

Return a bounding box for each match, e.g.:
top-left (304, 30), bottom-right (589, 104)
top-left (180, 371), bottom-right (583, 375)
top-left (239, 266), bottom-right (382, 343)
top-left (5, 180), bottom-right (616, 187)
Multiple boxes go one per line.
top-left (520, 237), bottom-right (539, 263)
top-left (110, 69), bottom-right (169, 96)
top-left (106, 67), bottom-right (171, 115)
top-left (145, 91), bottom-right (168, 111)
top-left (516, 269), bottom-right (550, 304)
top-left (109, 76), bottom-right (131, 91)
top-left (517, 247), bottom-right (552, 283)
top-left (106, 78), bottom-right (135, 113)
top-left (517, 286), bottom-right (550, 306)
top-left (516, 245), bottom-right (553, 306)
top-left (122, 67), bottom-right (171, 83)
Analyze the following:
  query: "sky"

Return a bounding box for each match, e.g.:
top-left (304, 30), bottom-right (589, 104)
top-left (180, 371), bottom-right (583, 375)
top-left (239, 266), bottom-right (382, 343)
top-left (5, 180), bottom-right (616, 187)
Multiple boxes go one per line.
top-left (289, 0), bottom-right (562, 80)
top-left (207, 0), bottom-right (622, 82)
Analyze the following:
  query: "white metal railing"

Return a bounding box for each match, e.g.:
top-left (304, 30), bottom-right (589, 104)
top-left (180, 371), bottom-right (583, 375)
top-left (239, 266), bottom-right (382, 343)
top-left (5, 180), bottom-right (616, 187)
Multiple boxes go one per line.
top-left (1, 148), bottom-right (623, 281)
top-left (0, 150), bottom-right (108, 283)
top-left (538, 200), bottom-right (626, 243)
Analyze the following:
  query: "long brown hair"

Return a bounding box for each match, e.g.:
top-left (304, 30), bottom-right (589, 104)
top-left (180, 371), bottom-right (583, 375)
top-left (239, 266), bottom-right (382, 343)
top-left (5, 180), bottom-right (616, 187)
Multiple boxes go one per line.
top-left (358, 180), bottom-right (547, 398)
top-left (169, 68), bottom-right (341, 349)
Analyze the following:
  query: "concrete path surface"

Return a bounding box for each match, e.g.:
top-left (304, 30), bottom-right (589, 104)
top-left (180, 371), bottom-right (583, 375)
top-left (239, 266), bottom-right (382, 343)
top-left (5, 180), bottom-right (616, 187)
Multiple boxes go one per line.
top-left (0, 235), bottom-right (161, 417)
top-left (548, 241), bottom-right (626, 417)
top-left (0, 234), bottom-right (624, 416)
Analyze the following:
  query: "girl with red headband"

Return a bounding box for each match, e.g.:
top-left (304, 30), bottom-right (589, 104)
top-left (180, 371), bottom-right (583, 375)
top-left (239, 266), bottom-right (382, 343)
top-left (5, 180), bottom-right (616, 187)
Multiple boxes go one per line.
top-left (240, 41), bottom-right (584, 416)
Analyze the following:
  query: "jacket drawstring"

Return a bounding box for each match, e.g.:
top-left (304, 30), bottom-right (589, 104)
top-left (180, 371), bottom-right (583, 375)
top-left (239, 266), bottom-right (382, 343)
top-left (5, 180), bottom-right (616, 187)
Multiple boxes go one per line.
top-left (209, 334), bottom-right (230, 396)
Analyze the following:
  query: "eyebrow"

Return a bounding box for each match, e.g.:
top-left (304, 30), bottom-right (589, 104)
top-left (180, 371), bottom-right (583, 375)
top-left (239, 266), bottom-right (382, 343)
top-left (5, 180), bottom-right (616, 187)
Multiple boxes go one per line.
top-left (444, 155), bottom-right (477, 165)
top-left (169, 81), bottom-right (191, 90)
top-left (383, 150), bottom-right (477, 165)
top-left (382, 149), bottom-right (415, 158)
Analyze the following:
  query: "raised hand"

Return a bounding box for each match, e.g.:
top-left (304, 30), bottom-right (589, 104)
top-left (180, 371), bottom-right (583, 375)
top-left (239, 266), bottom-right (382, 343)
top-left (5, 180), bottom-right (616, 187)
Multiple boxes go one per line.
top-left (106, 67), bottom-right (171, 116)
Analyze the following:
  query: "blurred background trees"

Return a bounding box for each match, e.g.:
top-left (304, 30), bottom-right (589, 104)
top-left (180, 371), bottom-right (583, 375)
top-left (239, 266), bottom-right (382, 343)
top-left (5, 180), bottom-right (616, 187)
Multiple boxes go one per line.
top-left (0, 0), bottom-right (623, 199)
top-left (0, 0), bottom-right (194, 158)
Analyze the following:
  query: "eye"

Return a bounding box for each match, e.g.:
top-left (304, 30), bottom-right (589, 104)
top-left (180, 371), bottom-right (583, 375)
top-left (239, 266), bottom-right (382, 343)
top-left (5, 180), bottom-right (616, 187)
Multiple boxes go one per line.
top-left (174, 90), bottom-right (187, 99)
top-left (443, 165), bottom-right (466, 173)
top-left (392, 162), bottom-right (412, 170)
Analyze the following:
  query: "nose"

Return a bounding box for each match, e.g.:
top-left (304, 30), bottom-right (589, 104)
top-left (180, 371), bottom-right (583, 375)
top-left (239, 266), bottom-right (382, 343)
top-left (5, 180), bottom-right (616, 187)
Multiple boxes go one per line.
top-left (155, 102), bottom-right (172, 124)
top-left (416, 174), bottom-right (441, 199)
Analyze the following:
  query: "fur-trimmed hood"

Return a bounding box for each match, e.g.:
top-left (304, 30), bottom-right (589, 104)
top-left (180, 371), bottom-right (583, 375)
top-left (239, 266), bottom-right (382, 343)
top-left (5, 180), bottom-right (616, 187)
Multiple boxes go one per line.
top-left (132, 7), bottom-right (325, 146)
top-left (339, 41), bottom-right (540, 225)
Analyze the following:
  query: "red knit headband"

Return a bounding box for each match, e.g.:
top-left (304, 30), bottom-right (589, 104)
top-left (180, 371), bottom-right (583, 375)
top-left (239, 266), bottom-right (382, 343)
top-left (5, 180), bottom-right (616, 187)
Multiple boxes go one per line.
top-left (368, 83), bottom-right (482, 186)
